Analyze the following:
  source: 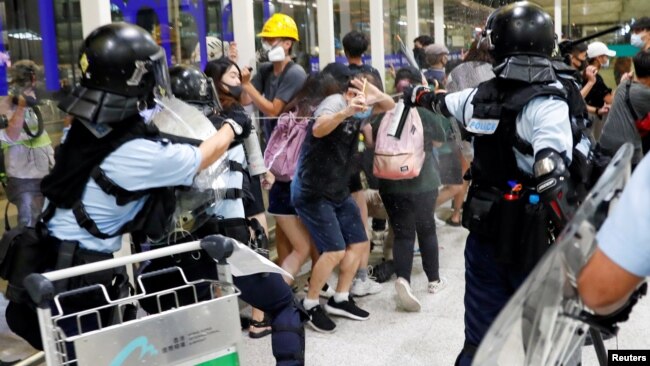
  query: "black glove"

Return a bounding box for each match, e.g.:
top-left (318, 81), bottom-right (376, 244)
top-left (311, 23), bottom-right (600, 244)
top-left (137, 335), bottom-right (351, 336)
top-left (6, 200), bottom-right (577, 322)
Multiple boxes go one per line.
top-left (210, 108), bottom-right (252, 141)
top-left (402, 85), bottom-right (430, 108)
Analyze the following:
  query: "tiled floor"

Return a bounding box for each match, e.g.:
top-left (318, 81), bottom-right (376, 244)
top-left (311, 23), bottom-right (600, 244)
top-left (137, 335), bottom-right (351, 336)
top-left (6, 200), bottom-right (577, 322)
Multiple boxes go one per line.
top-left (2, 210), bottom-right (649, 365)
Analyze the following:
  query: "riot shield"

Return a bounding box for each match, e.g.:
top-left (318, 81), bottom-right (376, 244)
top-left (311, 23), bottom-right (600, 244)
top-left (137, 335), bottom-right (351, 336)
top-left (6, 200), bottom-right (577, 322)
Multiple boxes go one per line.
top-left (151, 96), bottom-right (229, 242)
top-left (473, 143), bottom-right (634, 366)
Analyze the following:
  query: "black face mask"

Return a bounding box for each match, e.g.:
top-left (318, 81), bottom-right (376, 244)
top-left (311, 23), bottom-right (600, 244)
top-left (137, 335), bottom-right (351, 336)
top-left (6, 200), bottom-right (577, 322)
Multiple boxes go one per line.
top-left (224, 84), bottom-right (242, 98)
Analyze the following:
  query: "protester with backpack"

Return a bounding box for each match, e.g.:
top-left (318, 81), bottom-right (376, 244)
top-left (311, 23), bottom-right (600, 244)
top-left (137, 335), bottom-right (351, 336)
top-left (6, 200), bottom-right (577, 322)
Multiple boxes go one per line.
top-left (371, 67), bottom-right (448, 312)
top-left (264, 76), bottom-right (329, 295)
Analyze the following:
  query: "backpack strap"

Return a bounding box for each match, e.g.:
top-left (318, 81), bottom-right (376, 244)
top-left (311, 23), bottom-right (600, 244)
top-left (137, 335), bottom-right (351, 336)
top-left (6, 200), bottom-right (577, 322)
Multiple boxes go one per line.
top-left (261, 61), bottom-right (295, 99)
top-left (625, 80), bottom-right (640, 121)
top-left (90, 166), bottom-right (149, 206)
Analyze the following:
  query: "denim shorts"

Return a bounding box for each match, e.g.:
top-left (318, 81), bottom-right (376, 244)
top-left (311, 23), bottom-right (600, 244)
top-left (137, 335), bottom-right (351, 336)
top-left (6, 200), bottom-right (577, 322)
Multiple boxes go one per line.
top-left (292, 193), bottom-right (368, 253)
top-left (267, 181), bottom-right (297, 216)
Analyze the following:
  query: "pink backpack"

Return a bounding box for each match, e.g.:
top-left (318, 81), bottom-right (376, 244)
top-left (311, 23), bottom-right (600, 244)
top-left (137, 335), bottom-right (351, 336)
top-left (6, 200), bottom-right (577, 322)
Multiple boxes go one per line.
top-left (373, 105), bottom-right (425, 180)
top-left (264, 111), bottom-right (310, 182)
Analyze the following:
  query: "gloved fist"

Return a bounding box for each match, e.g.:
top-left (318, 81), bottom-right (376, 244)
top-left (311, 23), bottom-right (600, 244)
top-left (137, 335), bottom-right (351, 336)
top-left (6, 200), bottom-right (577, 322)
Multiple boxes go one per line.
top-left (402, 85), bottom-right (430, 107)
top-left (219, 108), bottom-right (252, 140)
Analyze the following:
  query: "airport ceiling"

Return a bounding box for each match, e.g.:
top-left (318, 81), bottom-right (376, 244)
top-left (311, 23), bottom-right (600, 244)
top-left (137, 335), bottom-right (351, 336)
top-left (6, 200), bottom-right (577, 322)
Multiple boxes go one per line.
top-left (467, 0), bottom-right (646, 25)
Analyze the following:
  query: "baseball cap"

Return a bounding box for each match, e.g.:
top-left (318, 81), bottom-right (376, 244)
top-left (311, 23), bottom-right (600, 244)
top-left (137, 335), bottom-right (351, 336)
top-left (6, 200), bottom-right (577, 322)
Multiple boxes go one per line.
top-left (321, 62), bottom-right (353, 83)
top-left (631, 17), bottom-right (650, 31)
top-left (587, 41), bottom-right (616, 58)
top-left (424, 43), bottom-right (450, 56)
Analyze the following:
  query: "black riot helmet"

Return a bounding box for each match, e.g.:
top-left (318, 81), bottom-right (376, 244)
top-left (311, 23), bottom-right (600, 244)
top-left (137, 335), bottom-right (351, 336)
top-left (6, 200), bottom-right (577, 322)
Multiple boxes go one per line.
top-left (169, 65), bottom-right (221, 115)
top-left (77, 22), bottom-right (170, 99)
top-left (170, 65), bottom-right (217, 105)
top-left (483, 1), bottom-right (556, 64)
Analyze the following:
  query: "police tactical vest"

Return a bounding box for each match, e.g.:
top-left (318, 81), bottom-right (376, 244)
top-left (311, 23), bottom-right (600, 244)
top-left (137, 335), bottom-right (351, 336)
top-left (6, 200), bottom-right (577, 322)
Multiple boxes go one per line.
top-left (469, 78), bottom-right (568, 190)
top-left (43, 133), bottom-right (176, 242)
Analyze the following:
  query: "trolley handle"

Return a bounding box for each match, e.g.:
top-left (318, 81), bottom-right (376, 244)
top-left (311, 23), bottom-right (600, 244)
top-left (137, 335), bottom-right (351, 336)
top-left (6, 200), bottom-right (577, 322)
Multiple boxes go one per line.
top-left (24, 235), bottom-right (235, 306)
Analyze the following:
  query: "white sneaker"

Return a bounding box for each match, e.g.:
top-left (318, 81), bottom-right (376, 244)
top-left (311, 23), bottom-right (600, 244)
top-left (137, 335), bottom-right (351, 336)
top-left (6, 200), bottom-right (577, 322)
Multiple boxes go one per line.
top-left (428, 277), bottom-right (448, 294)
top-left (351, 277), bottom-right (383, 297)
top-left (434, 214), bottom-right (446, 227)
top-left (395, 277), bottom-right (421, 312)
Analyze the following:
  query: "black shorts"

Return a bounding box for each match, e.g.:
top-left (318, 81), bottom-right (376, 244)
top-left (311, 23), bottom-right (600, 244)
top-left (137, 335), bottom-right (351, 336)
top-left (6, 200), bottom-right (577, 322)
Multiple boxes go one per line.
top-left (243, 173), bottom-right (266, 217)
top-left (268, 180), bottom-right (297, 216)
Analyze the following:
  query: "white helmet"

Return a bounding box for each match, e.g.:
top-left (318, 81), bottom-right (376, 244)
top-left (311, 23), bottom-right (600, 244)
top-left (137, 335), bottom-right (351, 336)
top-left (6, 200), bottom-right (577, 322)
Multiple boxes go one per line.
top-left (192, 36), bottom-right (229, 63)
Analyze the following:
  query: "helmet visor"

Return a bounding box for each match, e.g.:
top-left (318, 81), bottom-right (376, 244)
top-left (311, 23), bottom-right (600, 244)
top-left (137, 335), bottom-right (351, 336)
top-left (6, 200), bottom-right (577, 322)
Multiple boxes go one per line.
top-left (150, 48), bottom-right (172, 99)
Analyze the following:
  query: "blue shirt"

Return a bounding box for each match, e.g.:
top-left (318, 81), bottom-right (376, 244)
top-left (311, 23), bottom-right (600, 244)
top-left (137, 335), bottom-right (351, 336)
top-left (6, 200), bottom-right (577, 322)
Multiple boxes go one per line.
top-left (597, 155), bottom-right (650, 277)
top-left (47, 139), bottom-right (201, 253)
top-left (444, 85), bottom-right (573, 174)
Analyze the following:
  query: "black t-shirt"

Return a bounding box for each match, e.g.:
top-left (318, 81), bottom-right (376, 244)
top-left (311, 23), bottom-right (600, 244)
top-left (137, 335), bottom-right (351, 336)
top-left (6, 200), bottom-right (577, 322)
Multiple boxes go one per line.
top-left (348, 63), bottom-right (382, 83)
top-left (584, 74), bottom-right (611, 108)
top-left (294, 94), bottom-right (361, 202)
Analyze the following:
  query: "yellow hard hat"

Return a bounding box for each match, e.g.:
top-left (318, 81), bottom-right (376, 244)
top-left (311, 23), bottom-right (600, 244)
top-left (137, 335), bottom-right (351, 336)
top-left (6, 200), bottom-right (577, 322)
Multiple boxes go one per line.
top-left (257, 13), bottom-right (300, 41)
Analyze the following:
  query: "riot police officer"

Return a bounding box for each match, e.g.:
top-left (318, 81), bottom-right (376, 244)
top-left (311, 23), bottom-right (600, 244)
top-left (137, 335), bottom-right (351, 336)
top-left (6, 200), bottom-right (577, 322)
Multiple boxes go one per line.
top-left (168, 64), bottom-right (307, 365)
top-left (406, 2), bottom-right (575, 365)
top-left (5, 22), bottom-right (250, 352)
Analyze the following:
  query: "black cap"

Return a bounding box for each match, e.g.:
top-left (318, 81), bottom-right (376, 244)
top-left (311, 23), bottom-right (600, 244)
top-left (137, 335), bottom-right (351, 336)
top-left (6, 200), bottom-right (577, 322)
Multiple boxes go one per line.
top-left (632, 17), bottom-right (650, 31)
top-left (321, 62), bottom-right (353, 83)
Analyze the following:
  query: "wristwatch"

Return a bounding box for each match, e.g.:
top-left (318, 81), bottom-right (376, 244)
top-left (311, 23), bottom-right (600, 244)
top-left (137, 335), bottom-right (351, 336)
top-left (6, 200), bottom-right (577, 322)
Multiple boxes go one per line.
top-left (223, 118), bottom-right (243, 136)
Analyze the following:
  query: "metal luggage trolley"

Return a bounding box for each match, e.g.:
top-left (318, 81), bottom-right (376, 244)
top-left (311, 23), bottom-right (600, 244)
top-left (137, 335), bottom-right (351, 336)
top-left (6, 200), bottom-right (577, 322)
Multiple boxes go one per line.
top-left (23, 235), bottom-right (242, 366)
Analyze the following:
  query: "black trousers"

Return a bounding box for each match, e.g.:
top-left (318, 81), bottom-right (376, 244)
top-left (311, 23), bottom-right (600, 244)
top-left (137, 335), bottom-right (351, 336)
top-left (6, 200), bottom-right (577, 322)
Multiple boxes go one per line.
top-left (380, 190), bottom-right (440, 283)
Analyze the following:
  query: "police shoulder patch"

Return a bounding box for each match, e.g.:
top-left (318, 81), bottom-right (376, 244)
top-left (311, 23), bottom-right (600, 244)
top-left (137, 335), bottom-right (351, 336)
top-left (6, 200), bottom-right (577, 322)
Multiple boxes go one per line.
top-left (466, 118), bottom-right (499, 135)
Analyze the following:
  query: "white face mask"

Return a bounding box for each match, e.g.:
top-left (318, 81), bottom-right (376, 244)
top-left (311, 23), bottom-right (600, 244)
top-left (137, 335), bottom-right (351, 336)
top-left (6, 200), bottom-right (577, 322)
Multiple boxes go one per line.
top-left (601, 58), bottom-right (610, 68)
top-left (631, 33), bottom-right (645, 48)
top-left (267, 45), bottom-right (286, 62)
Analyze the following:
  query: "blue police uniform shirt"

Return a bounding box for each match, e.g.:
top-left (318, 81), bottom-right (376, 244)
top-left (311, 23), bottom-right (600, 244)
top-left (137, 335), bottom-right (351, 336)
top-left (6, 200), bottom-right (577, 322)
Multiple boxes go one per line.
top-left (47, 139), bottom-right (201, 253)
top-left (597, 155), bottom-right (650, 277)
top-left (209, 144), bottom-right (246, 219)
top-left (444, 85), bottom-right (573, 174)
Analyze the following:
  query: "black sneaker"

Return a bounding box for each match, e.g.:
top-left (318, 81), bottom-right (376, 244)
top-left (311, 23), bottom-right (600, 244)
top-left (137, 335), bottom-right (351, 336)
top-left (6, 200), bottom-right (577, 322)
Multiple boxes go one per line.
top-left (304, 303), bottom-right (336, 333)
top-left (324, 296), bottom-right (370, 321)
top-left (371, 260), bottom-right (395, 283)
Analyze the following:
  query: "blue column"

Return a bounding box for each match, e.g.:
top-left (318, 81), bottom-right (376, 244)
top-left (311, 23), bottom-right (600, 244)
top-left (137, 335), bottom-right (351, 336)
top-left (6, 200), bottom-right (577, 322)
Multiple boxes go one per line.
top-left (0, 15), bottom-right (7, 95)
top-left (38, 0), bottom-right (60, 92)
top-left (222, 2), bottom-right (233, 42)
top-left (263, 0), bottom-right (271, 22)
top-left (111, 0), bottom-right (172, 66)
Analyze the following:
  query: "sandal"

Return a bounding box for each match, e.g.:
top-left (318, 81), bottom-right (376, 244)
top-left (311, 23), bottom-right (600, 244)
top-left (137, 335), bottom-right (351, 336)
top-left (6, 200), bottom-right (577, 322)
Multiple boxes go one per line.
top-left (248, 316), bottom-right (272, 339)
top-left (445, 217), bottom-right (462, 227)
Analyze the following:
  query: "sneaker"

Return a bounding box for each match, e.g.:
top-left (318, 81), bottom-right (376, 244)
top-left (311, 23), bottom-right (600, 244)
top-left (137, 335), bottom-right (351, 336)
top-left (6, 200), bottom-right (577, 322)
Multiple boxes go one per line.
top-left (351, 277), bottom-right (382, 297)
top-left (435, 214), bottom-right (446, 227)
top-left (428, 277), bottom-right (448, 294)
top-left (395, 277), bottom-right (421, 312)
top-left (324, 296), bottom-right (370, 320)
top-left (303, 278), bottom-right (336, 298)
top-left (304, 303), bottom-right (336, 333)
top-left (371, 260), bottom-right (395, 283)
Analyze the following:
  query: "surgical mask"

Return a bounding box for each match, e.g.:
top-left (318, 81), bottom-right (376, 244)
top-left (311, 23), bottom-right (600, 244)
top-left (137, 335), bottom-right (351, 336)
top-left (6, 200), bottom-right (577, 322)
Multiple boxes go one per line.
top-left (601, 59), bottom-right (610, 68)
top-left (139, 106), bottom-right (160, 124)
top-left (225, 84), bottom-right (242, 98)
top-left (353, 106), bottom-right (374, 120)
top-left (267, 45), bottom-right (286, 62)
top-left (631, 33), bottom-right (645, 48)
